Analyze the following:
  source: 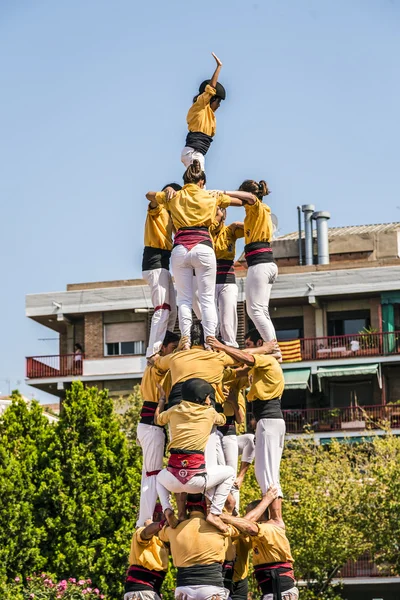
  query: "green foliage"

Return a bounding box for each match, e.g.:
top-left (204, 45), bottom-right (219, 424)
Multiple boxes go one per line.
top-left (0, 383), bottom-right (142, 599)
top-left (1, 384), bottom-right (399, 600)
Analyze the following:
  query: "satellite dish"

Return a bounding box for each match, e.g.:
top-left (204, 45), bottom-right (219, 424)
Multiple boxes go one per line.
top-left (271, 214), bottom-right (279, 237)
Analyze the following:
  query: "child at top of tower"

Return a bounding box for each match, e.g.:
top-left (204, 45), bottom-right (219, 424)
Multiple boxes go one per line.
top-left (181, 52), bottom-right (225, 171)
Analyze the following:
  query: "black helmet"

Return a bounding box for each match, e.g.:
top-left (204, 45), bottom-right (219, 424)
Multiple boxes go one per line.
top-left (199, 79), bottom-right (226, 101)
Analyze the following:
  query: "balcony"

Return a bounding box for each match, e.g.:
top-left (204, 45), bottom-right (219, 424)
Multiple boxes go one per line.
top-left (280, 331), bottom-right (400, 363)
top-left (283, 404), bottom-right (400, 434)
top-left (26, 355), bottom-right (83, 379)
top-left (26, 354), bottom-right (147, 380)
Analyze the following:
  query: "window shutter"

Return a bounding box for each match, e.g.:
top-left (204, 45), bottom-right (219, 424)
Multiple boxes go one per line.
top-left (105, 322), bottom-right (146, 343)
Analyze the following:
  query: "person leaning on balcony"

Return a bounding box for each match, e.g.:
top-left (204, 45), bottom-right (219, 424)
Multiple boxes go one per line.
top-left (219, 491), bottom-right (299, 600)
top-left (145, 161), bottom-right (247, 350)
top-left (74, 343), bottom-right (83, 361)
top-left (207, 328), bottom-right (285, 522)
top-left (124, 503), bottom-right (169, 600)
top-left (210, 207), bottom-right (244, 348)
top-left (136, 331), bottom-right (180, 528)
top-left (142, 182), bottom-right (181, 359)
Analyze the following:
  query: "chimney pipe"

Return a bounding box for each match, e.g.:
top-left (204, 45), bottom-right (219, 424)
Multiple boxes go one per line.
top-left (312, 211), bottom-right (331, 264)
top-left (302, 204), bottom-right (315, 266)
top-left (297, 206), bottom-right (303, 265)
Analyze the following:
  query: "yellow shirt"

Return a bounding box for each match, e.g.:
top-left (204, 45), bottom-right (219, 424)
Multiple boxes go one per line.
top-left (128, 528), bottom-right (169, 572)
top-left (155, 184), bottom-right (232, 231)
top-left (155, 347), bottom-right (235, 404)
top-left (252, 523), bottom-right (294, 566)
top-left (210, 223), bottom-right (244, 261)
top-left (187, 85), bottom-right (217, 137)
top-left (156, 400), bottom-right (226, 452)
top-left (247, 355), bottom-right (285, 402)
top-left (159, 511), bottom-right (238, 567)
top-left (233, 535), bottom-right (252, 582)
top-left (140, 364), bottom-right (172, 403)
top-left (222, 368), bottom-right (248, 428)
top-left (244, 198), bottom-right (273, 245)
top-left (144, 204), bottom-right (173, 251)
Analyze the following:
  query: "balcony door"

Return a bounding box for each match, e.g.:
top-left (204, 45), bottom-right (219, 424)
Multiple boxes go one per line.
top-left (327, 310), bottom-right (371, 336)
top-left (329, 379), bottom-right (373, 408)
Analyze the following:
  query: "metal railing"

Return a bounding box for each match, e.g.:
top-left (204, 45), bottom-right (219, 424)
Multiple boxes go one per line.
top-left (26, 355), bottom-right (83, 379)
top-left (281, 330), bottom-right (400, 362)
top-left (283, 403), bottom-right (400, 434)
top-left (339, 552), bottom-right (395, 578)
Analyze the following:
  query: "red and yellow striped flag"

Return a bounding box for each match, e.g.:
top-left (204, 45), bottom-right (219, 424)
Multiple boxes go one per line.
top-left (279, 339), bottom-right (302, 363)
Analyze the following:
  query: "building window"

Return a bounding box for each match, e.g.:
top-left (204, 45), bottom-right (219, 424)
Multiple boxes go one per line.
top-left (273, 317), bottom-right (304, 341)
top-left (327, 310), bottom-right (371, 337)
top-left (104, 322), bottom-right (146, 356)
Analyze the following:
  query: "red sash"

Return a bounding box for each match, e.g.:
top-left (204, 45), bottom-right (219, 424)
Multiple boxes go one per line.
top-left (167, 453), bottom-right (206, 484)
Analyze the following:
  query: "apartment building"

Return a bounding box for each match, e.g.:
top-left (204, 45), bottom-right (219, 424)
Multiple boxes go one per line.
top-left (26, 218), bottom-right (400, 438)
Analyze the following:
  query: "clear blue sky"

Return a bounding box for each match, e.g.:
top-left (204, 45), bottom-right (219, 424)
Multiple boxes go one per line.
top-left (1, 0), bottom-right (399, 401)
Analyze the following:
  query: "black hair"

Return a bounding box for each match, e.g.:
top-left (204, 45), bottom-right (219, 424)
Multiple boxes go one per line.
top-left (186, 493), bottom-right (207, 514)
top-left (75, 343), bottom-right (83, 351)
top-left (162, 183), bottom-right (182, 192)
top-left (191, 322), bottom-right (205, 347)
top-left (162, 331), bottom-right (180, 347)
top-left (244, 328), bottom-right (263, 345)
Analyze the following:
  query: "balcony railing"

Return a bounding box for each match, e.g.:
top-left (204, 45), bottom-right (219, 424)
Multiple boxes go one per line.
top-left (26, 355), bottom-right (83, 379)
top-left (283, 403), bottom-right (400, 434)
top-left (339, 552), bottom-right (396, 578)
top-left (281, 330), bottom-right (400, 362)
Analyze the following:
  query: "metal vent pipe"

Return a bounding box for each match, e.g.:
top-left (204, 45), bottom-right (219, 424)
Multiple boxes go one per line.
top-left (312, 211), bottom-right (331, 264)
top-left (297, 206), bottom-right (303, 265)
top-left (301, 204), bottom-right (315, 266)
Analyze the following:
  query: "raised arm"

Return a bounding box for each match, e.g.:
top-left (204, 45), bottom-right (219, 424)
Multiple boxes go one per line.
top-left (245, 486), bottom-right (279, 522)
top-left (210, 52), bottom-right (223, 89)
top-left (224, 191), bottom-right (257, 205)
top-left (219, 513), bottom-right (258, 536)
top-left (154, 383), bottom-right (167, 424)
top-left (140, 520), bottom-right (163, 540)
top-left (146, 192), bottom-right (158, 208)
top-left (207, 337), bottom-right (256, 366)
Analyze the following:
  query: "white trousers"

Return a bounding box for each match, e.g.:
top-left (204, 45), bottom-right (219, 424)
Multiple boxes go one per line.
top-left (215, 283), bottom-right (239, 347)
top-left (221, 434), bottom-right (239, 508)
top-left (181, 146), bottom-right (205, 171)
top-left (175, 585), bottom-right (227, 600)
top-left (136, 423), bottom-right (165, 526)
top-left (171, 244), bottom-right (217, 342)
top-left (125, 592), bottom-right (161, 600)
top-left (237, 433), bottom-right (256, 464)
top-left (254, 418), bottom-right (285, 497)
top-left (157, 464), bottom-right (234, 515)
top-left (245, 263), bottom-right (278, 342)
top-left (262, 587), bottom-right (299, 600)
top-left (142, 268), bottom-right (177, 358)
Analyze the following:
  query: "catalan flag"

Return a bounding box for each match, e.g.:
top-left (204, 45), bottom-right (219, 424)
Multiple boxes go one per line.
top-left (280, 339), bottom-right (302, 363)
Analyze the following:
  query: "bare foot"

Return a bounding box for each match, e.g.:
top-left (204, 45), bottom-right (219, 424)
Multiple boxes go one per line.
top-left (207, 512), bottom-right (229, 533)
top-left (164, 508), bottom-right (179, 529)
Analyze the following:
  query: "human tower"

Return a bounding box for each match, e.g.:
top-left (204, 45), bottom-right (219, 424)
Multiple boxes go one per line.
top-left (125, 54), bottom-right (299, 600)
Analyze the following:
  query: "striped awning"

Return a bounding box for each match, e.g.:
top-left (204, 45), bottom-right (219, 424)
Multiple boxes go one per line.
top-left (284, 369), bottom-right (312, 390)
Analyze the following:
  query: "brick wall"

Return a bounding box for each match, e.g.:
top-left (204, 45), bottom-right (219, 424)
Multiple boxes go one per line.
top-left (84, 313), bottom-right (104, 359)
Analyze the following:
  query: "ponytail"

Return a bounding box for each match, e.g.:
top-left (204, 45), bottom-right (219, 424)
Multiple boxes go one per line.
top-left (239, 179), bottom-right (270, 200)
top-left (183, 159), bottom-right (206, 186)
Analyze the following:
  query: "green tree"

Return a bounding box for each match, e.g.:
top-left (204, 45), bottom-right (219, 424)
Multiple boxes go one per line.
top-left (0, 391), bottom-right (50, 581)
top-left (37, 381), bottom-right (141, 598)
